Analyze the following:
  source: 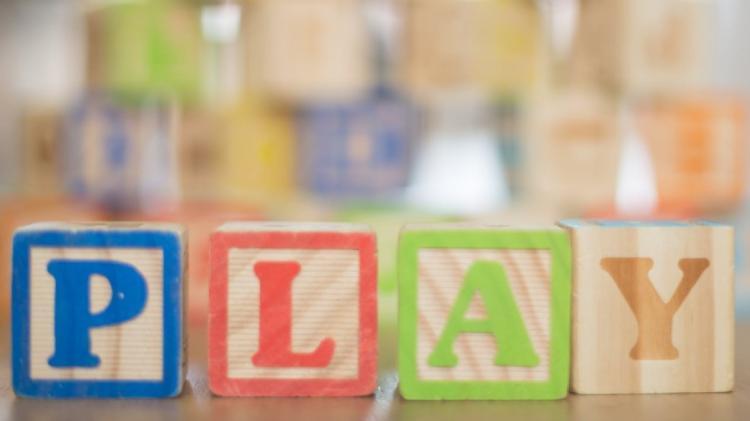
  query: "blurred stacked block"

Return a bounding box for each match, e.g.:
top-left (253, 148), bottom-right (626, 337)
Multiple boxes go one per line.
top-left (62, 95), bottom-right (180, 213)
top-left (248, 0), bottom-right (372, 102)
top-left (622, 0), bottom-right (713, 96)
top-left (218, 96), bottom-right (296, 204)
top-left (525, 90), bottom-right (622, 213)
top-left (89, 0), bottom-right (203, 102)
top-left (298, 88), bottom-right (414, 199)
top-left (634, 98), bottom-right (746, 212)
top-left (564, 0), bottom-right (713, 95)
top-left (401, 0), bottom-right (542, 100)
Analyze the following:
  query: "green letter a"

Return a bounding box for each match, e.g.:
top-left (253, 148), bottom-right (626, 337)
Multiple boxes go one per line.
top-left (428, 260), bottom-right (539, 367)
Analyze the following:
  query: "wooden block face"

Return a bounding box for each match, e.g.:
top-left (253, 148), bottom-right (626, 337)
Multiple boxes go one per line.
top-left (297, 92), bottom-right (413, 198)
top-left (97, 1), bottom-right (203, 102)
top-left (63, 96), bottom-right (180, 213)
top-left (208, 223), bottom-right (377, 396)
top-left (525, 90), bottom-right (622, 211)
top-left (251, 0), bottom-right (372, 102)
top-left (634, 98), bottom-right (746, 211)
top-left (398, 225), bottom-right (571, 400)
top-left (218, 98), bottom-right (296, 203)
top-left (12, 223), bottom-right (185, 398)
top-left (623, 0), bottom-right (712, 96)
top-left (560, 220), bottom-right (734, 394)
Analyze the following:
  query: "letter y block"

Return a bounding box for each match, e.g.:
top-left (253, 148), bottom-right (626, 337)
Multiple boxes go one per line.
top-left (12, 222), bottom-right (186, 398)
top-left (208, 222), bottom-right (377, 396)
top-left (398, 224), bottom-right (571, 400)
top-left (559, 220), bottom-right (734, 393)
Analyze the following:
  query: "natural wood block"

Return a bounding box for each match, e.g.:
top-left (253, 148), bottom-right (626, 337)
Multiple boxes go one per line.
top-left (249, 0), bottom-right (372, 102)
top-left (11, 222), bottom-right (186, 398)
top-left (96, 1), bottom-right (203, 102)
top-left (401, 0), bottom-right (540, 100)
top-left (63, 96), bottom-right (180, 213)
top-left (398, 224), bottom-right (571, 400)
top-left (622, 0), bottom-right (712, 96)
top-left (559, 220), bottom-right (734, 394)
top-left (208, 222), bottom-right (377, 396)
top-left (524, 89), bottom-right (622, 212)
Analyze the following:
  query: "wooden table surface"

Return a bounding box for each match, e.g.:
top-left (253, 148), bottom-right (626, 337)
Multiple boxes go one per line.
top-left (1, 318), bottom-right (748, 421)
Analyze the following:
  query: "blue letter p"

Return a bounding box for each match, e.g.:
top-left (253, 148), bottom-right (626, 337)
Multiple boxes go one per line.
top-left (47, 259), bottom-right (148, 368)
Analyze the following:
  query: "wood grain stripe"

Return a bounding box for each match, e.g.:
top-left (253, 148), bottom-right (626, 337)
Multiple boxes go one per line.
top-left (417, 248), bottom-right (552, 382)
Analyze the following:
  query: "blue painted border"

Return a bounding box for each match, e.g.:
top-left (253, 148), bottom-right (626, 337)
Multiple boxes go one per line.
top-left (12, 229), bottom-right (183, 398)
top-left (559, 219), bottom-right (729, 228)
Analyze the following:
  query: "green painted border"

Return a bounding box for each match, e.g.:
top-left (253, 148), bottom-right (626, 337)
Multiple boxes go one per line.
top-left (397, 228), bottom-right (572, 400)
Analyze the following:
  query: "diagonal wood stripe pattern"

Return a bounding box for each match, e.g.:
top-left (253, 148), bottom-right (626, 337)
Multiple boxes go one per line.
top-left (226, 248), bottom-right (360, 380)
top-left (417, 248), bottom-right (551, 382)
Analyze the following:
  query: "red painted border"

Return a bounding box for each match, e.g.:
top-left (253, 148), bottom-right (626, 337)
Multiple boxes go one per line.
top-left (208, 230), bottom-right (377, 396)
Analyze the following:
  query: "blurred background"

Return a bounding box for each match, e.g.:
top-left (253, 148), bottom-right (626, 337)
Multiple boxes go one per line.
top-left (1, 0), bottom-right (750, 330)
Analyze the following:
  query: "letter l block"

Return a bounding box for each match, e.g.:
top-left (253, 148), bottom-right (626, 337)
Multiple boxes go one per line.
top-left (398, 224), bottom-right (571, 400)
top-left (208, 222), bottom-right (377, 396)
top-left (559, 220), bottom-right (734, 394)
top-left (12, 222), bottom-right (186, 398)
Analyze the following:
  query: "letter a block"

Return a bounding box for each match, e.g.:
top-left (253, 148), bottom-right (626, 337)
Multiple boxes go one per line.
top-left (559, 220), bottom-right (734, 393)
top-left (12, 223), bottom-right (186, 398)
top-left (398, 224), bottom-right (571, 400)
top-left (208, 222), bottom-right (377, 396)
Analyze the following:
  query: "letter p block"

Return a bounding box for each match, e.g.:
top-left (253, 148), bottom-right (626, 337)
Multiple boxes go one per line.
top-left (398, 224), bottom-right (572, 400)
top-left (12, 223), bottom-right (186, 398)
top-left (208, 222), bottom-right (377, 396)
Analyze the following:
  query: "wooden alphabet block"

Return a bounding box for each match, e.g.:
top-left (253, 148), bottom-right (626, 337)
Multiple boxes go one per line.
top-left (634, 98), bottom-right (746, 211)
top-left (249, 0), bottom-right (372, 102)
top-left (559, 220), bottom-right (734, 394)
top-left (63, 95), bottom-right (180, 213)
top-left (398, 224), bottom-right (571, 400)
top-left (218, 97), bottom-right (296, 204)
top-left (208, 222), bottom-right (377, 396)
top-left (524, 89), bottom-right (622, 212)
top-left (12, 222), bottom-right (186, 398)
top-left (297, 88), bottom-right (414, 199)
top-left (623, 0), bottom-right (712, 96)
